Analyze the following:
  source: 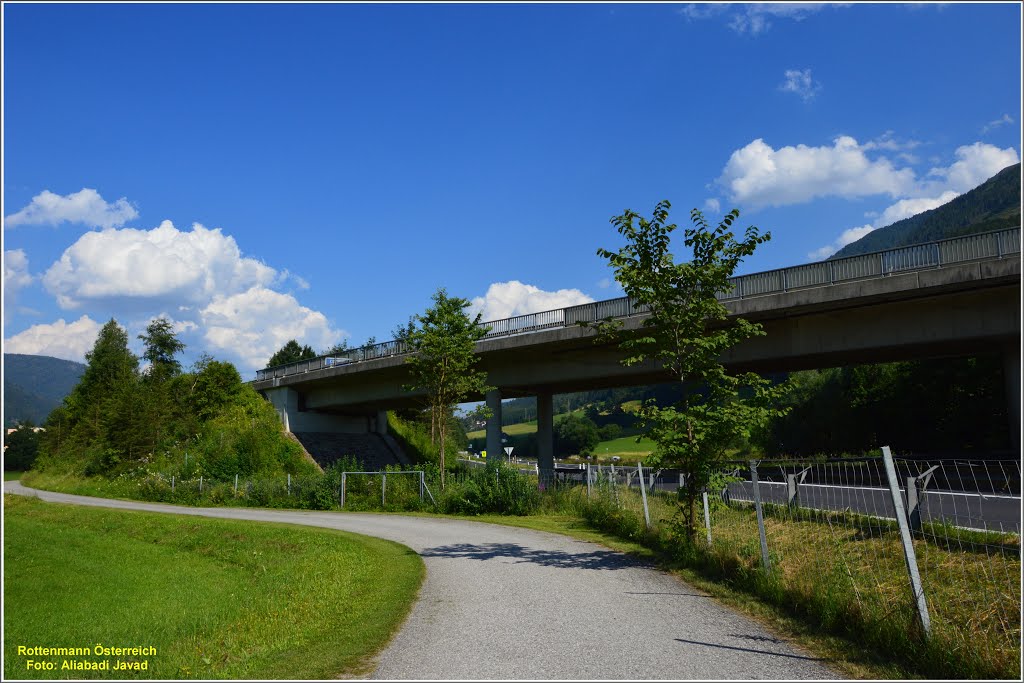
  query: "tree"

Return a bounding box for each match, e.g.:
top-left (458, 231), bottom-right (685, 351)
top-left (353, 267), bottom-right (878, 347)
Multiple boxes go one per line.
top-left (4, 423), bottom-right (42, 471)
top-left (131, 317), bottom-right (186, 456)
top-left (594, 201), bottom-right (788, 539)
top-left (139, 317), bottom-right (185, 381)
top-left (62, 318), bottom-right (139, 450)
top-left (554, 413), bottom-right (600, 458)
top-left (404, 288), bottom-right (491, 489)
top-left (188, 360), bottom-right (243, 422)
top-left (267, 340), bottom-right (316, 367)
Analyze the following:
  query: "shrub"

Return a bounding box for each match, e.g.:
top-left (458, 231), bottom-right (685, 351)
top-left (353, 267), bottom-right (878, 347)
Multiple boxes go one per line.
top-left (439, 464), bottom-right (539, 516)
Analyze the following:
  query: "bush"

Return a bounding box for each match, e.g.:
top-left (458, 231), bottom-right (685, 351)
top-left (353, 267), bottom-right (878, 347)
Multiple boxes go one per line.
top-left (439, 463), bottom-right (540, 516)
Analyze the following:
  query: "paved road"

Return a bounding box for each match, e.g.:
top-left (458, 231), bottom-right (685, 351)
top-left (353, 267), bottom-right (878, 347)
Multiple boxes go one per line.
top-left (724, 481), bottom-right (1021, 533)
top-left (4, 481), bottom-right (838, 680)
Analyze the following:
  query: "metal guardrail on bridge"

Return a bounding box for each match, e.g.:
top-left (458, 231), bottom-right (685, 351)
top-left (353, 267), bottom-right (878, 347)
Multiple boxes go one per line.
top-left (254, 227), bottom-right (1021, 381)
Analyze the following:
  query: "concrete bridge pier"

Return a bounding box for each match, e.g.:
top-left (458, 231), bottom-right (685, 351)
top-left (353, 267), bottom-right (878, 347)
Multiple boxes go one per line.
top-left (1004, 340), bottom-right (1021, 452)
top-left (537, 391), bottom-right (555, 487)
top-left (485, 389), bottom-right (503, 466)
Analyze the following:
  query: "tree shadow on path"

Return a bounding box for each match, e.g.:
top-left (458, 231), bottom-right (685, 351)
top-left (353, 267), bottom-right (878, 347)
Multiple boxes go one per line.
top-left (419, 542), bottom-right (643, 570)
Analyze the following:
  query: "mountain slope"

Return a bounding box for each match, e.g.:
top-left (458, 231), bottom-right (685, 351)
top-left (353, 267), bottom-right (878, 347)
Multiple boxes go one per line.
top-left (832, 162), bottom-right (1021, 258)
top-left (3, 354), bottom-right (86, 427)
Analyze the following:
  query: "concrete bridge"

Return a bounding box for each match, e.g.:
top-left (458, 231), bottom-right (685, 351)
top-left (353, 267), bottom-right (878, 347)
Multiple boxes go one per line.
top-left (252, 228), bottom-right (1022, 476)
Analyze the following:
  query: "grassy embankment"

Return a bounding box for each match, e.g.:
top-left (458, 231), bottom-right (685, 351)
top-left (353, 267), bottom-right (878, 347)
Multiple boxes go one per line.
top-left (3, 495), bottom-right (423, 680)
top-left (4, 471), bottom-right (24, 481)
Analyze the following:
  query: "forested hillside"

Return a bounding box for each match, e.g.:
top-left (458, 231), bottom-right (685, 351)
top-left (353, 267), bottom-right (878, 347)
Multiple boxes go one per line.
top-left (4, 354), bottom-right (86, 427)
top-left (833, 162), bottom-right (1020, 258)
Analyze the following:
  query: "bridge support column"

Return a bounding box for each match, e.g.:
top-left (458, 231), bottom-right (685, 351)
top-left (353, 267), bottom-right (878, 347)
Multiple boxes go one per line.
top-left (1004, 340), bottom-right (1021, 453)
top-left (537, 392), bottom-right (555, 488)
top-left (375, 410), bottom-right (389, 436)
top-left (486, 389), bottom-right (503, 466)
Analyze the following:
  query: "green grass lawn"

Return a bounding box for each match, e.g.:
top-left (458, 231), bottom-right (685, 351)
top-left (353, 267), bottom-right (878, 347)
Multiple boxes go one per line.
top-left (4, 471), bottom-right (24, 481)
top-left (3, 495), bottom-right (423, 680)
top-left (592, 434), bottom-right (656, 456)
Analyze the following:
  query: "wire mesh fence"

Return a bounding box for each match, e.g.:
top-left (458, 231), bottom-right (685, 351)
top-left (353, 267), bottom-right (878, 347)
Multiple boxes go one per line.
top-left (572, 453), bottom-right (1020, 677)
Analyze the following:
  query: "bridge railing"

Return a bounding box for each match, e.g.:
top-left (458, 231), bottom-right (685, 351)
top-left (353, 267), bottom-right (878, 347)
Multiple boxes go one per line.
top-left (254, 226), bottom-right (1020, 381)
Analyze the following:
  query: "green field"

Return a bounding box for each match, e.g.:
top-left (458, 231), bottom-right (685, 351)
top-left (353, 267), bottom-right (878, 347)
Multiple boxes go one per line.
top-left (466, 421), bottom-right (537, 439)
top-left (467, 419), bottom-right (655, 458)
top-left (592, 434), bottom-right (656, 455)
top-left (3, 495), bottom-right (423, 679)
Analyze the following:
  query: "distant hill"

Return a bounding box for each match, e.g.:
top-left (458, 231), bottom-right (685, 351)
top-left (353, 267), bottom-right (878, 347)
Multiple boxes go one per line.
top-left (3, 354), bottom-right (86, 427)
top-left (832, 162), bottom-right (1021, 258)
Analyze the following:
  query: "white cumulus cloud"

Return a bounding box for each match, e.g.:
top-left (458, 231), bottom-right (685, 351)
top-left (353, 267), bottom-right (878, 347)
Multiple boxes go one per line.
top-left (470, 281), bottom-right (594, 322)
top-left (4, 249), bottom-right (34, 322)
top-left (876, 191), bottom-right (961, 228)
top-left (43, 220), bottom-right (278, 309)
top-left (807, 225), bottom-right (876, 260)
top-left (922, 142), bottom-right (1020, 195)
top-left (3, 315), bottom-right (103, 362)
top-left (806, 141), bottom-right (1018, 259)
top-left (779, 69), bottom-right (821, 102)
top-left (718, 136), bottom-right (916, 207)
top-left (199, 287), bottom-right (346, 372)
top-left (4, 188), bottom-right (138, 229)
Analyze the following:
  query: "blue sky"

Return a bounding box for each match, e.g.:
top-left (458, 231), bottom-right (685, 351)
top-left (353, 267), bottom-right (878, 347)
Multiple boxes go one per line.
top-left (3, 2), bottom-right (1021, 377)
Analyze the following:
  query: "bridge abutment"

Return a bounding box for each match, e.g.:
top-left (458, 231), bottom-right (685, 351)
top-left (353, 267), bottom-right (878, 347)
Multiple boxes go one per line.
top-left (263, 387), bottom-right (375, 434)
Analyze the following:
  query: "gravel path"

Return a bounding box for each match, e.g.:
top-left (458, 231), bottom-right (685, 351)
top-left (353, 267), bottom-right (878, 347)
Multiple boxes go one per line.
top-left (4, 481), bottom-right (839, 680)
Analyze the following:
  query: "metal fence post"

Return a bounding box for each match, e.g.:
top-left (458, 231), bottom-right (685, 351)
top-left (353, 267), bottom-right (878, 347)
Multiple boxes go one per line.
top-left (786, 474), bottom-right (799, 509)
top-left (637, 462), bottom-right (651, 529)
top-left (171, 475), bottom-right (175, 492)
top-left (906, 465), bottom-right (939, 532)
top-left (587, 463), bottom-right (592, 498)
top-left (702, 490), bottom-right (712, 545)
top-left (881, 446), bottom-right (932, 637)
top-left (287, 473), bottom-right (291, 496)
top-left (199, 476), bottom-right (203, 495)
top-left (419, 471), bottom-right (424, 502)
top-left (340, 472), bottom-right (346, 508)
top-left (749, 461), bottom-right (771, 573)
top-left (234, 473), bottom-right (238, 494)
top-left (382, 473), bottom-right (387, 507)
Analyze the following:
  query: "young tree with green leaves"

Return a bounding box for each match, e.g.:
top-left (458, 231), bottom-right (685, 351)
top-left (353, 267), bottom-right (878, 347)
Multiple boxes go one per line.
top-left (594, 201), bottom-right (789, 540)
top-left (404, 288), bottom-right (491, 489)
